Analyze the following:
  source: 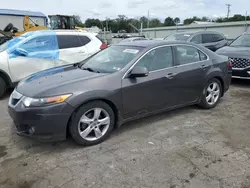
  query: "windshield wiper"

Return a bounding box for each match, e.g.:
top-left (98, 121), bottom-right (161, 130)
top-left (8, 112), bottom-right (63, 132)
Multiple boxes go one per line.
top-left (82, 67), bottom-right (100, 73)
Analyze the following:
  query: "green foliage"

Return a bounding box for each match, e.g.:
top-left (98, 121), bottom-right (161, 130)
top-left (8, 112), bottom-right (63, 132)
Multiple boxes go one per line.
top-left (82, 14), bottom-right (250, 33)
top-left (73, 15), bottom-right (85, 27)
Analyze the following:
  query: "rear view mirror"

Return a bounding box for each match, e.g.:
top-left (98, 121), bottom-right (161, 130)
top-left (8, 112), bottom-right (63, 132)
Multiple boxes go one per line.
top-left (15, 48), bottom-right (28, 56)
top-left (129, 66), bottom-right (149, 78)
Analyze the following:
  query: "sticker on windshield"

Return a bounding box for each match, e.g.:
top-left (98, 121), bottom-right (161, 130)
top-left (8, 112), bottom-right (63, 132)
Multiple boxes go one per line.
top-left (123, 49), bottom-right (139, 54)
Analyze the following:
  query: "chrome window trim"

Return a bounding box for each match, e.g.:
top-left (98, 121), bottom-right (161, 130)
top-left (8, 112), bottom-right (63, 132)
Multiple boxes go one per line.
top-left (122, 44), bottom-right (209, 79)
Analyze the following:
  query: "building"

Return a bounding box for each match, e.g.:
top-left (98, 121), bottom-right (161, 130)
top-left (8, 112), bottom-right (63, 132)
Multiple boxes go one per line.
top-left (0, 9), bottom-right (47, 32)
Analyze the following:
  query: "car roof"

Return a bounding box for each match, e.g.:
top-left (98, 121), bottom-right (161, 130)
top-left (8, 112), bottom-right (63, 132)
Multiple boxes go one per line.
top-left (115, 40), bottom-right (199, 48)
top-left (20, 30), bottom-right (97, 37)
top-left (171, 30), bottom-right (224, 35)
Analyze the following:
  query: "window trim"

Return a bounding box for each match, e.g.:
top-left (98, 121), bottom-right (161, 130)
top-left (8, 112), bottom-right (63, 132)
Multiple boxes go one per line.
top-left (122, 44), bottom-right (209, 79)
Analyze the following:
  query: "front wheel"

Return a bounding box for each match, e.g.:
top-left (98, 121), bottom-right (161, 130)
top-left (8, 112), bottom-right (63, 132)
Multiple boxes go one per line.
top-left (69, 101), bottom-right (115, 146)
top-left (199, 78), bottom-right (222, 109)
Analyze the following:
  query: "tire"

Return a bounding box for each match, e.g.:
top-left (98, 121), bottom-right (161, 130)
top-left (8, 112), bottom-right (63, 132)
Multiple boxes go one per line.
top-left (69, 101), bottom-right (115, 146)
top-left (0, 77), bottom-right (7, 99)
top-left (199, 78), bottom-right (222, 109)
top-left (3, 23), bottom-right (13, 32)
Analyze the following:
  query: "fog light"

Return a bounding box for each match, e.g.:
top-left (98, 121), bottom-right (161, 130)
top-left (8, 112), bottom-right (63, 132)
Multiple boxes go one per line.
top-left (28, 126), bottom-right (35, 134)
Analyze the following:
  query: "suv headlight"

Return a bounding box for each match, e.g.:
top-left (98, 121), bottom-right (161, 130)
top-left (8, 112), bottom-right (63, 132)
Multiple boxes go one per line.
top-left (22, 94), bottom-right (72, 107)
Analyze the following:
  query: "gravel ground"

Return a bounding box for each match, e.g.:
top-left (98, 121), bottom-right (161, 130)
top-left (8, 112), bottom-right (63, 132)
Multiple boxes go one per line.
top-left (0, 79), bottom-right (250, 188)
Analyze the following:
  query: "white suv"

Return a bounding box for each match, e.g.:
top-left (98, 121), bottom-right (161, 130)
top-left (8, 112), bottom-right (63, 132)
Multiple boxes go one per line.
top-left (0, 30), bottom-right (107, 97)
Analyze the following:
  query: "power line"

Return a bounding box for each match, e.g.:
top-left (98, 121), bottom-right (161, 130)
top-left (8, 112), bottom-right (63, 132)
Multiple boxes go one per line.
top-left (226, 4), bottom-right (231, 19)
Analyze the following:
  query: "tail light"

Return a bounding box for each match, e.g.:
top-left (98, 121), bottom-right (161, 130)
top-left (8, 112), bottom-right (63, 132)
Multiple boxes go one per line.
top-left (228, 60), bottom-right (232, 69)
top-left (100, 43), bottom-right (108, 50)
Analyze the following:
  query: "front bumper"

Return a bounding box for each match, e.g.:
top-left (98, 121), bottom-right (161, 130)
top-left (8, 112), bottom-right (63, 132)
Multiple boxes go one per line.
top-left (232, 68), bottom-right (250, 79)
top-left (8, 92), bottom-right (74, 141)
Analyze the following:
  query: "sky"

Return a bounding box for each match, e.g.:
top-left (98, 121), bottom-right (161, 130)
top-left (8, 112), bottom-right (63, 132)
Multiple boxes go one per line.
top-left (1, 0), bottom-right (250, 21)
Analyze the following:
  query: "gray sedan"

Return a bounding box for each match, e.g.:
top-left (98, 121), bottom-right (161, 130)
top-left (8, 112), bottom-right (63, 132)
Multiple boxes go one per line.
top-left (8, 40), bottom-right (232, 145)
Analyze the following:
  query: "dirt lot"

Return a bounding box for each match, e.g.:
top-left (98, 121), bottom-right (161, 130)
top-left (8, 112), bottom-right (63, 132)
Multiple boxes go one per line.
top-left (0, 80), bottom-right (250, 188)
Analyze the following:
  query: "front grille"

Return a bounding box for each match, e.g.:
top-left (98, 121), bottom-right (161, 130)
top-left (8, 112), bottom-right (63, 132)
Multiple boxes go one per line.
top-left (229, 57), bottom-right (250, 69)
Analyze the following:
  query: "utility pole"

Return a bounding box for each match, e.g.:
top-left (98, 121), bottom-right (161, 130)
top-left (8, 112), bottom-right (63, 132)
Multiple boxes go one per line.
top-left (226, 4), bottom-right (231, 19)
top-left (147, 10), bottom-right (150, 28)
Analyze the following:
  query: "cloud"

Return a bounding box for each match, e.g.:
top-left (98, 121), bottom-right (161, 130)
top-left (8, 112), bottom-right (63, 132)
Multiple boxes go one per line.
top-left (99, 2), bottom-right (112, 8)
top-left (127, 0), bottom-right (147, 8)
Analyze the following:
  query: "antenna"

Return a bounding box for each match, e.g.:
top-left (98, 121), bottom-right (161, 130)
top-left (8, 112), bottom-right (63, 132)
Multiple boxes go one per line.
top-left (226, 4), bottom-right (231, 18)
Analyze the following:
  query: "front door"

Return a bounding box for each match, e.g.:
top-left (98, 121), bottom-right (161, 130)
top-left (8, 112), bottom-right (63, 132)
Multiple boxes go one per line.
top-left (8, 34), bottom-right (57, 82)
top-left (121, 46), bottom-right (177, 119)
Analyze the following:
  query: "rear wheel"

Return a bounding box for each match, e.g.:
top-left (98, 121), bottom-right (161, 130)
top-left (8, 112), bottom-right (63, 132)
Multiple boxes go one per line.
top-left (0, 77), bottom-right (7, 99)
top-left (199, 78), bottom-right (222, 109)
top-left (69, 101), bottom-right (115, 146)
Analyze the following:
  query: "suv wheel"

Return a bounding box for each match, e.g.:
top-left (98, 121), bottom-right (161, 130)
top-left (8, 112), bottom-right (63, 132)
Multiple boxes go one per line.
top-left (199, 78), bottom-right (222, 109)
top-left (69, 101), bottom-right (115, 146)
top-left (0, 77), bottom-right (7, 98)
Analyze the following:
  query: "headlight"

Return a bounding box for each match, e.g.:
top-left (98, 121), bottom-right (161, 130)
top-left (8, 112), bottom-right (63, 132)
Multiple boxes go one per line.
top-left (22, 94), bottom-right (72, 107)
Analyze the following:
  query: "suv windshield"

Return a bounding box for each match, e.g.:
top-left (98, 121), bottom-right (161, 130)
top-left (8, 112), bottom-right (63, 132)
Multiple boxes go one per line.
top-left (81, 46), bottom-right (143, 73)
top-left (230, 34), bottom-right (250, 47)
top-left (165, 33), bottom-right (193, 41)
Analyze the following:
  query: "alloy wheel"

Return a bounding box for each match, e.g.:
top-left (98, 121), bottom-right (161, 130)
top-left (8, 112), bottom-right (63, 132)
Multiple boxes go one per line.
top-left (206, 82), bottom-right (220, 106)
top-left (78, 108), bottom-right (110, 141)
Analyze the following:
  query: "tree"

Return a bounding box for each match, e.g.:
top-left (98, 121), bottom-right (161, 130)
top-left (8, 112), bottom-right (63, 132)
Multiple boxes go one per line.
top-left (184, 16), bottom-right (201, 25)
top-left (174, 17), bottom-right (180, 25)
top-left (201, 17), bottom-right (209, 22)
top-left (73, 15), bottom-right (84, 27)
top-left (140, 16), bottom-right (148, 28)
top-left (164, 17), bottom-right (175, 26)
top-left (149, 18), bottom-right (162, 28)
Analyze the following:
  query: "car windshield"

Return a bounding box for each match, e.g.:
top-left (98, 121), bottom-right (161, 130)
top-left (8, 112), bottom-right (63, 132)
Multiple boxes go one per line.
top-left (230, 34), bottom-right (250, 47)
top-left (81, 45), bottom-right (143, 73)
top-left (0, 35), bottom-right (28, 52)
top-left (165, 33), bottom-right (193, 41)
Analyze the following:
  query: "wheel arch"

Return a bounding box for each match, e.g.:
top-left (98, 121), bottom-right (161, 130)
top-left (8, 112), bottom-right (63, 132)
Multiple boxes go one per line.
top-left (66, 98), bottom-right (121, 137)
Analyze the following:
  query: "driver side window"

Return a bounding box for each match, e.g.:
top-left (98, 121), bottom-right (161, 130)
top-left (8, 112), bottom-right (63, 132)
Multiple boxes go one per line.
top-left (135, 46), bottom-right (173, 72)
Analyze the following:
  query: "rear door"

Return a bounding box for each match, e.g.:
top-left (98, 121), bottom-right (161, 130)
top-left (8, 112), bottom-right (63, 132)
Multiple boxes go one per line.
top-left (56, 34), bottom-right (89, 65)
top-left (171, 45), bottom-right (211, 105)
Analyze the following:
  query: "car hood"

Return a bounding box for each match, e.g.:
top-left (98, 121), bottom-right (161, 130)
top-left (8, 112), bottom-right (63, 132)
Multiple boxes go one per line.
top-left (16, 65), bottom-right (106, 97)
top-left (216, 46), bottom-right (250, 58)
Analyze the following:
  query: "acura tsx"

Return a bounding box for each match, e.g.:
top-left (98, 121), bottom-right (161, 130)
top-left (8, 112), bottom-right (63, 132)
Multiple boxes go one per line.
top-left (8, 40), bottom-right (232, 145)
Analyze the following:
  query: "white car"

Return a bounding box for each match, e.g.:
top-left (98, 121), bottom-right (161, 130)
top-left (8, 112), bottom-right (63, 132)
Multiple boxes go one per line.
top-left (0, 30), bottom-right (107, 97)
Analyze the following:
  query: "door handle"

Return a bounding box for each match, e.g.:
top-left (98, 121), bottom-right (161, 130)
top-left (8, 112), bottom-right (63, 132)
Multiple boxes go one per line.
top-left (201, 64), bottom-right (208, 69)
top-left (165, 73), bottom-right (177, 79)
top-left (79, 50), bottom-right (85, 53)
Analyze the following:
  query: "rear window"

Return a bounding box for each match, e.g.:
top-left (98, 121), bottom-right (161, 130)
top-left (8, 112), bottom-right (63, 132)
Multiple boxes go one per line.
top-left (79, 36), bottom-right (91, 46)
top-left (202, 34), bottom-right (224, 43)
top-left (57, 35), bottom-right (82, 49)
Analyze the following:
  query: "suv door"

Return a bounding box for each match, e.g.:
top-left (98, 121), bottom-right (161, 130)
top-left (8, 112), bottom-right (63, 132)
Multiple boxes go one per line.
top-left (172, 45), bottom-right (211, 105)
top-left (122, 46), bottom-right (177, 119)
top-left (202, 33), bottom-right (226, 51)
top-left (57, 34), bottom-right (89, 65)
top-left (8, 34), bottom-right (57, 82)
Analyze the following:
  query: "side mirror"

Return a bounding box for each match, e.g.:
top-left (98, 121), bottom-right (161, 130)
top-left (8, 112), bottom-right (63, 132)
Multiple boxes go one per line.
top-left (14, 48), bottom-right (28, 56)
top-left (129, 66), bottom-right (149, 78)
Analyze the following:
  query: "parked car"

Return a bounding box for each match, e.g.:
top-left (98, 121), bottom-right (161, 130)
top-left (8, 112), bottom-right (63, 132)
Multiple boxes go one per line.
top-left (164, 31), bottom-right (228, 52)
top-left (119, 37), bottom-right (149, 43)
top-left (216, 32), bottom-right (250, 79)
top-left (8, 40), bottom-right (232, 145)
top-left (0, 30), bottom-right (107, 97)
